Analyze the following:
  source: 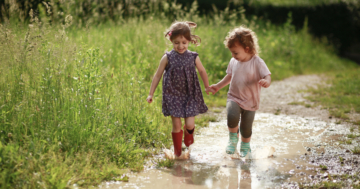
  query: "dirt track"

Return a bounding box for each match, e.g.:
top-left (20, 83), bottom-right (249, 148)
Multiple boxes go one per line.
top-left (259, 74), bottom-right (359, 124)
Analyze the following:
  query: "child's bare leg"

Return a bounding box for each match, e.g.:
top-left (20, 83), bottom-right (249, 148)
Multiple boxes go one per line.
top-left (171, 116), bottom-right (182, 133)
top-left (184, 117), bottom-right (195, 130)
top-left (241, 136), bottom-right (251, 143)
top-left (228, 126), bottom-right (239, 133)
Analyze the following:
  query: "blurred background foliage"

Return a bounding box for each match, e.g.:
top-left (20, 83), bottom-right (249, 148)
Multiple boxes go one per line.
top-left (0, 0), bottom-right (359, 188)
top-left (1, 0), bottom-right (360, 62)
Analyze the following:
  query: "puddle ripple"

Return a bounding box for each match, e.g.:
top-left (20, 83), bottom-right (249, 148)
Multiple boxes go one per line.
top-left (100, 113), bottom-right (352, 189)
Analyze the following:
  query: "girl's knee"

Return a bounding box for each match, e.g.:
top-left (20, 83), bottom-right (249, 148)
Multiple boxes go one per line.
top-left (227, 121), bottom-right (238, 128)
top-left (240, 130), bottom-right (252, 138)
top-left (227, 115), bottom-right (239, 128)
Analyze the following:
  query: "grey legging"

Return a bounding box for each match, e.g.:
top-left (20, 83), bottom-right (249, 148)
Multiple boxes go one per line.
top-left (226, 100), bottom-right (255, 138)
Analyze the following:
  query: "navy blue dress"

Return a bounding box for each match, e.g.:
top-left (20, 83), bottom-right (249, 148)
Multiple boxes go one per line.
top-left (162, 49), bottom-right (208, 118)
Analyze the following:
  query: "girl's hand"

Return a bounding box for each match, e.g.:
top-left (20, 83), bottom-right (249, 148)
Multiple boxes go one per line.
top-left (208, 84), bottom-right (220, 94)
top-left (259, 79), bottom-right (270, 88)
top-left (205, 87), bottom-right (215, 95)
top-left (146, 95), bottom-right (153, 103)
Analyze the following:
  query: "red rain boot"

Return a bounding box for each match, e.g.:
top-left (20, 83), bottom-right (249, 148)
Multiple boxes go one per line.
top-left (172, 130), bottom-right (183, 157)
top-left (184, 125), bottom-right (194, 147)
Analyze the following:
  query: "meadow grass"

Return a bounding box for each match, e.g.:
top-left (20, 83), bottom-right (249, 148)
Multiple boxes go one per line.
top-left (0, 9), bottom-right (358, 188)
top-left (251, 0), bottom-right (359, 7)
top-left (306, 68), bottom-right (360, 122)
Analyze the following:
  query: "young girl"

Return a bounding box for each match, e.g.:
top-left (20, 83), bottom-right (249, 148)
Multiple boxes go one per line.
top-left (209, 26), bottom-right (271, 157)
top-left (146, 21), bottom-right (212, 157)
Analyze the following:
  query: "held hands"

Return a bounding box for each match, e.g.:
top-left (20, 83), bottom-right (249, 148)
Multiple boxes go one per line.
top-left (259, 79), bottom-right (270, 88)
top-left (146, 95), bottom-right (153, 103)
top-left (206, 85), bottom-right (219, 95)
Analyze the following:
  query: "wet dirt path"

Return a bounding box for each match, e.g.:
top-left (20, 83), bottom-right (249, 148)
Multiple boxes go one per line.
top-left (100, 75), bottom-right (359, 189)
top-left (101, 113), bottom-right (348, 189)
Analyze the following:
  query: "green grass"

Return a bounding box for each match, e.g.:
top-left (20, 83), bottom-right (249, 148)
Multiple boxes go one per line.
top-left (307, 68), bottom-right (360, 121)
top-left (251, 0), bottom-right (359, 7)
top-left (351, 146), bottom-right (360, 154)
top-left (195, 115), bottom-right (218, 128)
top-left (0, 4), bottom-right (359, 188)
top-left (288, 101), bottom-right (312, 108)
top-left (156, 159), bottom-right (175, 168)
top-left (319, 164), bottom-right (328, 170)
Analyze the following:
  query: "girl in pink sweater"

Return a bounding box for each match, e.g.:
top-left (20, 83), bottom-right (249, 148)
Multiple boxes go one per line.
top-left (209, 26), bottom-right (271, 157)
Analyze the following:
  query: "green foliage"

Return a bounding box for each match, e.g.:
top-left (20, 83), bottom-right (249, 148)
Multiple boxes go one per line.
top-left (351, 146), bottom-right (360, 154)
top-left (195, 115), bottom-right (217, 128)
top-left (156, 158), bottom-right (175, 168)
top-left (0, 1), bottom-right (358, 187)
top-left (251, 0), bottom-right (360, 7)
top-left (306, 68), bottom-right (360, 121)
top-left (319, 164), bottom-right (328, 170)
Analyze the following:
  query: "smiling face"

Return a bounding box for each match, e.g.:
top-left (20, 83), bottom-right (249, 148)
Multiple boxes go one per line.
top-left (171, 35), bottom-right (189, 54)
top-left (229, 42), bottom-right (253, 62)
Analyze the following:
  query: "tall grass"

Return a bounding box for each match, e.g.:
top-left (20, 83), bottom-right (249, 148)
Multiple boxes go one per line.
top-left (250, 0), bottom-right (359, 7)
top-left (0, 2), bottom-right (358, 188)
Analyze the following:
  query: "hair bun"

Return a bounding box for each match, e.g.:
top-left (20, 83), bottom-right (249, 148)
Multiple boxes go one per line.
top-left (186, 21), bottom-right (197, 28)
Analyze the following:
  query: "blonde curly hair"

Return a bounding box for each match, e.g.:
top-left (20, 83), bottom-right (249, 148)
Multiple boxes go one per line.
top-left (224, 25), bottom-right (260, 55)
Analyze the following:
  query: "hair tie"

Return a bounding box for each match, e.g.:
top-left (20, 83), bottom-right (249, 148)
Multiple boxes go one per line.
top-left (168, 30), bottom-right (172, 36)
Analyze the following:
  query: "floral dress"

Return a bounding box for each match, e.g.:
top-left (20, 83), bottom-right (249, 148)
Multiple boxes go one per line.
top-left (162, 49), bottom-right (208, 118)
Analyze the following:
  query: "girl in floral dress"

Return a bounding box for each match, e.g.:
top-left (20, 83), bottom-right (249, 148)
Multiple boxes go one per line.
top-left (146, 21), bottom-right (213, 158)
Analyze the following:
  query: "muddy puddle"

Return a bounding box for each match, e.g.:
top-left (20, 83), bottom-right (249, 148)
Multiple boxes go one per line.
top-left (100, 113), bottom-right (353, 189)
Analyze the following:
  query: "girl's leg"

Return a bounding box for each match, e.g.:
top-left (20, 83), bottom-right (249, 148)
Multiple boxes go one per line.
top-left (239, 109), bottom-right (255, 157)
top-left (184, 116), bottom-right (195, 130)
top-left (171, 116), bottom-right (183, 156)
top-left (184, 117), bottom-right (195, 147)
top-left (226, 101), bottom-right (241, 154)
top-left (171, 116), bottom-right (183, 133)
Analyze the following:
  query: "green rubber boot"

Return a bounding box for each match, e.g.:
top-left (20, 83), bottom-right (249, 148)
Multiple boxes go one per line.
top-left (240, 141), bottom-right (251, 157)
top-left (226, 132), bottom-right (239, 154)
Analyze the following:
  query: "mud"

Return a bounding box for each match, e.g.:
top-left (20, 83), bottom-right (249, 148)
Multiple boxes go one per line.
top-left (100, 113), bottom-right (359, 188)
top-left (99, 75), bottom-right (360, 189)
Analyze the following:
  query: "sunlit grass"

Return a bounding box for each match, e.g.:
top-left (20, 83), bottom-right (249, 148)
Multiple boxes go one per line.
top-left (306, 68), bottom-right (360, 121)
top-left (156, 158), bottom-right (175, 168)
top-left (0, 8), bottom-right (358, 188)
top-left (252, 0), bottom-right (359, 7)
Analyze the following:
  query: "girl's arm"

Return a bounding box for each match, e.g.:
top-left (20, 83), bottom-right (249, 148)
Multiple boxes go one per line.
top-left (195, 56), bottom-right (211, 95)
top-left (146, 55), bottom-right (168, 103)
top-left (209, 74), bottom-right (232, 94)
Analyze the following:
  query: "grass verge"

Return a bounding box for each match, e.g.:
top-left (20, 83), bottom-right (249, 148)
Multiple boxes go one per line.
top-left (306, 68), bottom-right (360, 122)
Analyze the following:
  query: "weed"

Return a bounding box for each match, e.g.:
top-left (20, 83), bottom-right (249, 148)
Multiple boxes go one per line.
top-left (288, 101), bottom-right (305, 106)
top-left (350, 127), bottom-right (355, 132)
top-left (319, 164), bottom-right (328, 170)
top-left (274, 107), bottom-right (281, 115)
top-left (353, 120), bottom-right (360, 126)
top-left (212, 108), bottom-right (223, 113)
top-left (351, 146), bottom-right (360, 154)
top-left (287, 101), bottom-right (313, 108)
top-left (156, 159), bottom-right (175, 168)
top-left (195, 115), bottom-right (217, 128)
top-left (331, 110), bottom-right (350, 120)
top-left (348, 134), bottom-right (356, 139)
top-left (346, 140), bottom-right (353, 144)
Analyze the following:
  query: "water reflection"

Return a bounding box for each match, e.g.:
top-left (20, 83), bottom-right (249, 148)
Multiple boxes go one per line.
top-left (102, 113), bottom-right (347, 189)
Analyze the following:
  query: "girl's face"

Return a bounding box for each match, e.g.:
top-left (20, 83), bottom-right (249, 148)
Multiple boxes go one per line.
top-left (171, 35), bottom-right (189, 54)
top-left (229, 42), bottom-right (252, 62)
